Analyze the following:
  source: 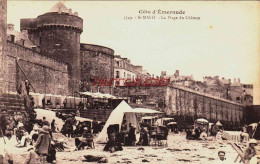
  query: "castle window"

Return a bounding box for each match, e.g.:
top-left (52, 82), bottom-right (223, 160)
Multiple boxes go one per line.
top-left (116, 71), bottom-right (120, 78)
top-left (116, 61), bottom-right (120, 67)
top-left (10, 35), bottom-right (15, 42)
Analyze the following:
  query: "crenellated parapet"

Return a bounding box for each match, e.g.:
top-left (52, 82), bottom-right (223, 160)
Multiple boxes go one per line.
top-left (21, 13), bottom-right (83, 33)
top-left (36, 24), bottom-right (83, 33)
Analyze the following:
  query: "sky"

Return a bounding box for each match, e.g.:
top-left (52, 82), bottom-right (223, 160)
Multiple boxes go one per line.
top-left (7, 1), bottom-right (260, 85)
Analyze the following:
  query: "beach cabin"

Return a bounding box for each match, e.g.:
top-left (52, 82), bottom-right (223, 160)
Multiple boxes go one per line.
top-left (142, 116), bottom-right (158, 126)
top-left (194, 118), bottom-right (209, 136)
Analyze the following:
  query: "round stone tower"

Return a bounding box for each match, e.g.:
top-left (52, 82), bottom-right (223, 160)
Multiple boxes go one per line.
top-left (39, 2), bottom-right (82, 92)
top-left (22, 2), bottom-right (83, 94)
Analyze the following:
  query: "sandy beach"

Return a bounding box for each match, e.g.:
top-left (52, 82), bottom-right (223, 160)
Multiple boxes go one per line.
top-left (2, 131), bottom-right (255, 164)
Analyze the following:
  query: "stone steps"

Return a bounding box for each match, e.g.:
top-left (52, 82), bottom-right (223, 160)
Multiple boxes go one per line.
top-left (0, 93), bottom-right (25, 111)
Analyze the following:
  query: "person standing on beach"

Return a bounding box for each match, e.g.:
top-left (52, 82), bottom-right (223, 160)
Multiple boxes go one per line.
top-left (128, 124), bottom-right (136, 146)
top-left (51, 119), bottom-right (56, 132)
top-left (34, 126), bottom-right (51, 164)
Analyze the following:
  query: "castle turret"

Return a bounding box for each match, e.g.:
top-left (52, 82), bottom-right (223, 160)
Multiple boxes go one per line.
top-left (20, 2), bottom-right (83, 94)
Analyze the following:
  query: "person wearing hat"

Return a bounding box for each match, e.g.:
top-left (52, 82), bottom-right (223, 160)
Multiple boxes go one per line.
top-left (103, 133), bottom-right (123, 153)
top-left (24, 146), bottom-right (41, 164)
top-left (29, 124), bottom-right (39, 144)
top-left (16, 123), bottom-right (30, 147)
top-left (34, 125), bottom-right (51, 163)
top-left (42, 117), bottom-right (50, 127)
top-left (64, 115), bottom-right (74, 138)
top-left (75, 127), bottom-right (94, 150)
top-left (92, 117), bottom-right (99, 135)
top-left (218, 151), bottom-right (226, 161)
top-left (139, 125), bottom-right (149, 146)
top-left (244, 139), bottom-right (258, 164)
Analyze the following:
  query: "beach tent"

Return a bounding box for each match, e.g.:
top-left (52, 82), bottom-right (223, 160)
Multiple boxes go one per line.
top-left (74, 97), bottom-right (82, 108)
top-left (54, 95), bottom-right (62, 109)
top-left (66, 96), bottom-right (74, 108)
top-left (44, 94), bottom-right (56, 108)
top-left (96, 101), bottom-right (140, 143)
top-left (216, 121), bottom-right (223, 126)
top-left (96, 101), bottom-right (162, 143)
top-left (133, 108), bottom-right (162, 114)
top-left (29, 92), bottom-right (41, 108)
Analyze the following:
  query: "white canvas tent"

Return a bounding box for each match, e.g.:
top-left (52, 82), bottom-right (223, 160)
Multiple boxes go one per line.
top-left (96, 101), bottom-right (162, 143)
top-left (96, 101), bottom-right (140, 143)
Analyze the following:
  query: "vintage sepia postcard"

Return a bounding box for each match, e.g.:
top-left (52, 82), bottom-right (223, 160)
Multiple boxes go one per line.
top-left (0, 0), bottom-right (259, 163)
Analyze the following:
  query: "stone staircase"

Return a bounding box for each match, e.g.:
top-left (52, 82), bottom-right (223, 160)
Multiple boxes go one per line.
top-left (0, 93), bottom-right (25, 112)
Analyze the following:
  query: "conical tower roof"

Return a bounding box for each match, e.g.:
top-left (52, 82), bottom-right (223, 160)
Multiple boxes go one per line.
top-left (48, 1), bottom-right (69, 14)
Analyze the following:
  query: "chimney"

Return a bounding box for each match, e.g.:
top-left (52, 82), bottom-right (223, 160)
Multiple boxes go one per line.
top-left (69, 9), bottom-right (72, 15)
top-left (175, 70), bottom-right (179, 77)
top-left (161, 71), bottom-right (166, 76)
top-left (234, 78), bottom-right (236, 83)
top-left (7, 24), bottom-right (14, 30)
top-left (238, 78), bottom-right (240, 84)
top-left (10, 35), bottom-right (15, 42)
top-left (74, 12), bottom-right (78, 16)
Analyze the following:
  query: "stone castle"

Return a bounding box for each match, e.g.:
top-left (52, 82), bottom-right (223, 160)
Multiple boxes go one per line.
top-left (1, 1), bottom-right (116, 98)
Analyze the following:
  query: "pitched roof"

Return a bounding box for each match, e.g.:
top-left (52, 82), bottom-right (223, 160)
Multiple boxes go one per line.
top-left (7, 24), bottom-right (34, 48)
top-left (48, 1), bottom-right (69, 14)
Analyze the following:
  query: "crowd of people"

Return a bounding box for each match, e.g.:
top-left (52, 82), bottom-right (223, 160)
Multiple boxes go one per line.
top-left (56, 112), bottom-right (101, 138)
top-left (184, 123), bottom-right (259, 163)
top-left (185, 126), bottom-right (213, 140)
top-left (1, 116), bottom-right (55, 164)
top-left (1, 107), bottom-right (259, 163)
